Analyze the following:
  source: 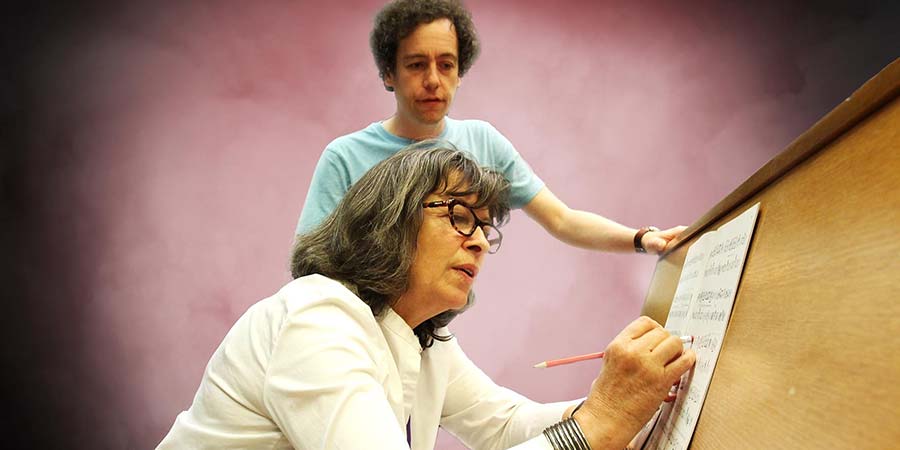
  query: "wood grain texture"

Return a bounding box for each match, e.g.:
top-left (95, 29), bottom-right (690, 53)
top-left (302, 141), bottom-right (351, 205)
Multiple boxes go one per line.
top-left (642, 59), bottom-right (900, 449)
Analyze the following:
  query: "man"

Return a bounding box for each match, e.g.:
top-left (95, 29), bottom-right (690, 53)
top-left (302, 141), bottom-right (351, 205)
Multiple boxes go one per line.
top-left (296, 0), bottom-right (684, 255)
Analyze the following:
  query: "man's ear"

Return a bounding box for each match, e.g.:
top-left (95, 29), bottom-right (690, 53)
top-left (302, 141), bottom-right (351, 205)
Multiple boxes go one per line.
top-left (383, 72), bottom-right (396, 92)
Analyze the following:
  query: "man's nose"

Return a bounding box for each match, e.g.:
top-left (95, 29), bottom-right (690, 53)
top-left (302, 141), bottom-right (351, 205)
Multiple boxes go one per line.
top-left (423, 63), bottom-right (440, 89)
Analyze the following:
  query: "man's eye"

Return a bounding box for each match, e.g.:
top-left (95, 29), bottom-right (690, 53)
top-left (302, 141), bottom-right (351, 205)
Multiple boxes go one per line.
top-left (408, 62), bottom-right (425, 69)
top-left (440, 62), bottom-right (456, 70)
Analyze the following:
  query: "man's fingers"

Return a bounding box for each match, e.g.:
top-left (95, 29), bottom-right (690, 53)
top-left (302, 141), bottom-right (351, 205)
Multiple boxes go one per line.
top-left (647, 237), bottom-right (667, 253)
top-left (655, 226), bottom-right (688, 253)
top-left (660, 225), bottom-right (687, 238)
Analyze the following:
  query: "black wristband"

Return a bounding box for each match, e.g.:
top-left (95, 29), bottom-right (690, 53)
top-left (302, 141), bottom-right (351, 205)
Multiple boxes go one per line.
top-left (633, 226), bottom-right (659, 253)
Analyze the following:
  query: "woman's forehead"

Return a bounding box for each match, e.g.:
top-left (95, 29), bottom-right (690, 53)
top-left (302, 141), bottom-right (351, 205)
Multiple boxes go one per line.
top-left (431, 171), bottom-right (495, 213)
top-left (437, 171), bottom-right (469, 192)
top-left (431, 174), bottom-right (470, 197)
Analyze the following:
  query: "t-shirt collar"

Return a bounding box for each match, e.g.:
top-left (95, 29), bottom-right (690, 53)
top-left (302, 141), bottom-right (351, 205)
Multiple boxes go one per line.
top-left (375, 117), bottom-right (452, 144)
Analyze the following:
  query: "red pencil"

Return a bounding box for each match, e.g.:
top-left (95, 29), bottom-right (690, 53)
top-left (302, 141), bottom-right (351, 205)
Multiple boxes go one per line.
top-left (533, 335), bottom-right (694, 369)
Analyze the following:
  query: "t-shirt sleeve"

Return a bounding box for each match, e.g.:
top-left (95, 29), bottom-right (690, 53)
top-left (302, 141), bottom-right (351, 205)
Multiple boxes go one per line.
top-left (295, 147), bottom-right (352, 235)
top-left (483, 124), bottom-right (544, 209)
top-left (438, 336), bottom-right (570, 450)
top-left (262, 294), bottom-right (409, 449)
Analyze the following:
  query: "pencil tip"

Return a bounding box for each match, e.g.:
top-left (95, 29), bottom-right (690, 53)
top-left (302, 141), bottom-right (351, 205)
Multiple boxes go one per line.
top-left (533, 362), bottom-right (547, 369)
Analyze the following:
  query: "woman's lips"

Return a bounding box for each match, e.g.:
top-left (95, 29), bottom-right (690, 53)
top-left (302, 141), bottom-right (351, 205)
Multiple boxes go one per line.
top-left (453, 264), bottom-right (478, 279)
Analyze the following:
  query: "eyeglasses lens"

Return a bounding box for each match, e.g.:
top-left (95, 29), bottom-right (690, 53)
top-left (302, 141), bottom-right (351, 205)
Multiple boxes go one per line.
top-left (451, 203), bottom-right (501, 253)
top-left (450, 205), bottom-right (475, 235)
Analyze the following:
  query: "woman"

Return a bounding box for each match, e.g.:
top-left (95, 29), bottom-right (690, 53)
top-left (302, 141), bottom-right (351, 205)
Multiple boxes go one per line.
top-left (158, 143), bottom-right (695, 449)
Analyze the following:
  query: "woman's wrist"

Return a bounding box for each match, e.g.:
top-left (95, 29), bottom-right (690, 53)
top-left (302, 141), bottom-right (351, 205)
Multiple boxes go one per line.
top-left (542, 417), bottom-right (591, 450)
top-left (570, 400), bottom-right (585, 419)
top-left (570, 399), bottom-right (638, 450)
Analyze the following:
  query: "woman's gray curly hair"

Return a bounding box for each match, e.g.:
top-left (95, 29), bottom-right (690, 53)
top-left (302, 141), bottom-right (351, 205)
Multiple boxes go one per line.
top-left (291, 141), bottom-right (510, 347)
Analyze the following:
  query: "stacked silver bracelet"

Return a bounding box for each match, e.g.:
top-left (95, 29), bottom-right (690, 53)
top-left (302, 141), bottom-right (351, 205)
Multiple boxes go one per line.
top-left (542, 417), bottom-right (592, 450)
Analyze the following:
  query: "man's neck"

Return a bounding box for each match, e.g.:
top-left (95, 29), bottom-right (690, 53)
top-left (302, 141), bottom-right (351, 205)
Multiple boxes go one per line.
top-left (383, 115), bottom-right (446, 141)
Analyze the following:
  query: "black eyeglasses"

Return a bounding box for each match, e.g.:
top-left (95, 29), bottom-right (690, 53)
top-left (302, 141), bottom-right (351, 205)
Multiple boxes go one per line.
top-left (423, 198), bottom-right (503, 254)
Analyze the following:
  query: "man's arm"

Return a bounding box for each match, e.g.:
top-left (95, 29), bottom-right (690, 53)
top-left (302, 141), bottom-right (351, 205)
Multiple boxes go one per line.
top-left (295, 148), bottom-right (352, 239)
top-left (522, 187), bottom-right (685, 254)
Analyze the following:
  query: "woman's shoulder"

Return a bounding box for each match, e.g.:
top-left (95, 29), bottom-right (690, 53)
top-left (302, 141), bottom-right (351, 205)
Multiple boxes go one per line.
top-left (275, 274), bottom-right (377, 326)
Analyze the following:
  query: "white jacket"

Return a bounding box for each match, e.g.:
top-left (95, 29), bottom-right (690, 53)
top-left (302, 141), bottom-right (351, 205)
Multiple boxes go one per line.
top-left (158, 274), bottom-right (570, 449)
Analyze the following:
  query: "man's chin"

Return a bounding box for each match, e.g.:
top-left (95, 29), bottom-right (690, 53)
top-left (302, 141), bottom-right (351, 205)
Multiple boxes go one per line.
top-left (416, 111), bottom-right (447, 125)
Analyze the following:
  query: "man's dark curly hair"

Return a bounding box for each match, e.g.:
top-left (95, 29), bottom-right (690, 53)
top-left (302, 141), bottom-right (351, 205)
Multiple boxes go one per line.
top-left (370, 0), bottom-right (481, 91)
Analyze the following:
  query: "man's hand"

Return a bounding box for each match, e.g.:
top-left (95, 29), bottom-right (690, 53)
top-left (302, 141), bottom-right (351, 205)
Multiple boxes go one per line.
top-left (642, 226), bottom-right (688, 254)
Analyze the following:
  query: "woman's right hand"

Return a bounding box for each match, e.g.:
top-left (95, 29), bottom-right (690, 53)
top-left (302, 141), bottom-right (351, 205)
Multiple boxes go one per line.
top-left (573, 316), bottom-right (696, 450)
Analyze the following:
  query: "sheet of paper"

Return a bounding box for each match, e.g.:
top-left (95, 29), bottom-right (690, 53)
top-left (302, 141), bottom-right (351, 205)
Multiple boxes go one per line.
top-left (642, 202), bottom-right (760, 450)
top-left (629, 232), bottom-right (716, 449)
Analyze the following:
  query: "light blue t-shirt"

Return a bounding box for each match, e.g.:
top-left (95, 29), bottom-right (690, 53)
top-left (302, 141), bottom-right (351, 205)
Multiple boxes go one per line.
top-left (296, 117), bottom-right (544, 235)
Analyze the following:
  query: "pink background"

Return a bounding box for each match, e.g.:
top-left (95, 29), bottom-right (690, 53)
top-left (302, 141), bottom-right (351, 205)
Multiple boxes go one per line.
top-left (8, 0), bottom-right (898, 448)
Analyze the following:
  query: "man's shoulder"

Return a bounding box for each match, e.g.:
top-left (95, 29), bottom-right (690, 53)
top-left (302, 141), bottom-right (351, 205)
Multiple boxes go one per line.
top-left (323, 122), bottom-right (407, 162)
top-left (325, 122), bottom-right (384, 152)
top-left (447, 117), bottom-right (499, 134)
top-left (445, 117), bottom-right (513, 155)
